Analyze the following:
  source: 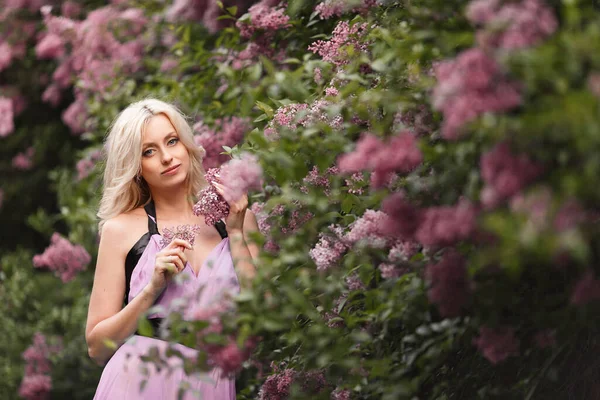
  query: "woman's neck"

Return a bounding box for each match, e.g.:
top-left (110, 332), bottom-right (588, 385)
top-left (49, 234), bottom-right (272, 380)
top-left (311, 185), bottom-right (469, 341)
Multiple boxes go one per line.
top-left (150, 186), bottom-right (194, 222)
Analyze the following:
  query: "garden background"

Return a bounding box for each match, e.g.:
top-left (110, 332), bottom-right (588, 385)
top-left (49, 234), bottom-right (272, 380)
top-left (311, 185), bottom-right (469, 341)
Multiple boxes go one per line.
top-left (1, 0), bottom-right (600, 399)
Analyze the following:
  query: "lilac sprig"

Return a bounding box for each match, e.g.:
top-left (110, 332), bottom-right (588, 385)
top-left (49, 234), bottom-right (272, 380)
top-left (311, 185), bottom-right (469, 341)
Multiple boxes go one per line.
top-left (160, 224), bottom-right (201, 249)
top-left (193, 168), bottom-right (230, 226)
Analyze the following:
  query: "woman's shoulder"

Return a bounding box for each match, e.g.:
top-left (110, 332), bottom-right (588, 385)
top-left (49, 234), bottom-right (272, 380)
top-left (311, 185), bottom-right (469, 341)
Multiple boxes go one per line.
top-left (101, 207), bottom-right (150, 254)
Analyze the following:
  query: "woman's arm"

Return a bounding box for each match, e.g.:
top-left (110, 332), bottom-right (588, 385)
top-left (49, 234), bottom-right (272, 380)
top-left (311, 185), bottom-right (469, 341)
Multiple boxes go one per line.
top-left (228, 209), bottom-right (261, 283)
top-left (85, 218), bottom-right (159, 366)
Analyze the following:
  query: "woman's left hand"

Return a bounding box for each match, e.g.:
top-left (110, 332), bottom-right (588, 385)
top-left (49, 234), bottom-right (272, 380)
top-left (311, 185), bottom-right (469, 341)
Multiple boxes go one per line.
top-left (212, 180), bottom-right (247, 232)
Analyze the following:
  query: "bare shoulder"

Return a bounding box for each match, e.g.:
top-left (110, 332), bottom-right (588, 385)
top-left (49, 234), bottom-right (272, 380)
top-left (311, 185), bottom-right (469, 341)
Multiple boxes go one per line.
top-left (100, 208), bottom-right (149, 255)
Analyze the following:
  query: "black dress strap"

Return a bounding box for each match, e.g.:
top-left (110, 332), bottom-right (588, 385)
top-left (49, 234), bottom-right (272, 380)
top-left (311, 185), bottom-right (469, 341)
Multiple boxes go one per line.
top-left (143, 201), bottom-right (159, 235)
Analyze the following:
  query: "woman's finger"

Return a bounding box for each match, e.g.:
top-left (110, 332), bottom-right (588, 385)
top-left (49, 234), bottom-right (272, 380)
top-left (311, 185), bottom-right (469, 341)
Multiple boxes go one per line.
top-left (169, 238), bottom-right (193, 250)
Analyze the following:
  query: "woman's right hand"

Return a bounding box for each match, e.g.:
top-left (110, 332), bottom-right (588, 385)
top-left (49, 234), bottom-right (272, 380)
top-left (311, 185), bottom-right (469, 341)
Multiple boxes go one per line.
top-left (146, 238), bottom-right (193, 298)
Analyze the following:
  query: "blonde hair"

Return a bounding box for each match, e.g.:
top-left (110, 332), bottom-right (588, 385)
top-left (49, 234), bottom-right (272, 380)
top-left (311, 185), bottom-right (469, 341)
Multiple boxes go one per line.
top-left (97, 98), bottom-right (206, 234)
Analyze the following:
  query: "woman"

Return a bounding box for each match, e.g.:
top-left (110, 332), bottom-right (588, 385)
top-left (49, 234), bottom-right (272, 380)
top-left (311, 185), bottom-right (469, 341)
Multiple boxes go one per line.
top-left (86, 98), bottom-right (260, 399)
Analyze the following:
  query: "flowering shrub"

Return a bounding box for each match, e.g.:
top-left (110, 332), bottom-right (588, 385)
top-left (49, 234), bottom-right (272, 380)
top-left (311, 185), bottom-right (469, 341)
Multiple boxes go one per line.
top-left (2, 0), bottom-right (600, 399)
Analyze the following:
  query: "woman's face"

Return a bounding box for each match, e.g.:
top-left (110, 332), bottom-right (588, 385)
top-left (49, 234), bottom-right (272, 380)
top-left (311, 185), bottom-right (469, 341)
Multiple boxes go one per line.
top-left (140, 114), bottom-right (190, 190)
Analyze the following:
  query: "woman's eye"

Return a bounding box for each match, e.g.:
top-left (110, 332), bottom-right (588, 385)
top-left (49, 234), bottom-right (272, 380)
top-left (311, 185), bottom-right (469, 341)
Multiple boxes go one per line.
top-left (168, 138), bottom-right (179, 145)
top-left (143, 149), bottom-right (154, 157)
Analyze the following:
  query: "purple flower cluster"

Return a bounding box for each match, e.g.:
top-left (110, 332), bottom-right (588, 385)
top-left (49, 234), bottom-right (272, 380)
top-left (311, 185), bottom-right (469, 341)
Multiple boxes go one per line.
top-left (415, 200), bottom-right (477, 247)
top-left (33, 233), bottom-right (91, 282)
top-left (425, 250), bottom-right (469, 317)
top-left (193, 168), bottom-right (230, 226)
top-left (19, 332), bottom-right (62, 400)
top-left (220, 153), bottom-right (264, 203)
top-left (208, 336), bottom-right (257, 377)
top-left (193, 117), bottom-right (251, 169)
top-left (314, 0), bottom-right (378, 20)
top-left (432, 48), bottom-right (522, 139)
top-left (12, 147), bottom-right (35, 170)
top-left (473, 326), bottom-right (519, 364)
top-left (337, 132), bottom-right (422, 189)
top-left (466, 0), bottom-right (557, 50)
top-left (36, 5), bottom-right (151, 134)
top-left (480, 142), bottom-right (542, 209)
top-left (345, 272), bottom-right (366, 291)
top-left (345, 172), bottom-right (365, 195)
top-left (308, 21), bottom-right (369, 68)
top-left (237, 0), bottom-right (291, 39)
top-left (309, 224), bottom-right (348, 271)
top-left (266, 99), bottom-right (343, 139)
top-left (76, 149), bottom-right (103, 181)
top-left (0, 188), bottom-right (4, 210)
top-left (380, 192), bottom-right (422, 239)
top-left (259, 363), bottom-right (327, 400)
top-left (160, 224), bottom-right (202, 248)
top-left (346, 210), bottom-right (390, 248)
top-left (0, 97), bottom-right (14, 137)
top-left (378, 263), bottom-right (407, 279)
top-left (331, 387), bottom-right (351, 400)
top-left (300, 166), bottom-right (339, 196)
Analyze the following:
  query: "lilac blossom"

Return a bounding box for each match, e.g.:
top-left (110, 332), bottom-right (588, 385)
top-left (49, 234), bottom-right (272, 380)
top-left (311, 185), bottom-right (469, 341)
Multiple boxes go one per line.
top-left (219, 153), bottom-right (264, 203)
top-left (338, 132), bottom-right (422, 189)
top-left (237, 0), bottom-right (291, 39)
top-left (474, 326), bottom-right (519, 364)
top-left (345, 172), bottom-right (365, 195)
top-left (18, 374), bottom-right (52, 400)
top-left (425, 250), bottom-right (470, 317)
top-left (42, 84), bottom-right (61, 107)
top-left (33, 233), bottom-right (91, 282)
top-left (301, 166), bottom-right (338, 196)
top-left (193, 117), bottom-right (250, 169)
top-left (345, 272), bottom-right (366, 291)
top-left (61, 97), bottom-right (88, 135)
top-left (0, 96), bottom-right (14, 137)
top-left (432, 48), bottom-right (522, 139)
top-left (309, 225), bottom-right (349, 271)
top-left (378, 263), bottom-right (407, 279)
top-left (315, 0), bottom-right (378, 19)
top-left (12, 147), bottom-right (35, 170)
top-left (76, 149), bottom-right (103, 181)
top-left (35, 34), bottom-right (65, 59)
top-left (0, 41), bottom-right (12, 72)
top-left (480, 142), bottom-right (542, 208)
top-left (193, 168), bottom-right (230, 226)
top-left (388, 240), bottom-right (420, 263)
top-left (0, 188), bottom-right (4, 210)
top-left (308, 21), bottom-right (369, 67)
top-left (466, 0), bottom-right (557, 50)
top-left (19, 332), bottom-right (62, 400)
top-left (160, 224), bottom-right (202, 248)
top-left (331, 387), bottom-right (351, 400)
top-left (346, 209), bottom-right (390, 248)
top-left (415, 200), bottom-right (477, 247)
top-left (380, 192), bottom-right (422, 239)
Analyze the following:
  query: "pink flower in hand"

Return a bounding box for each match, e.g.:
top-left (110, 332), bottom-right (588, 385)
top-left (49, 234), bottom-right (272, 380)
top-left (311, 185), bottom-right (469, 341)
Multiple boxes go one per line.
top-left (219, 153), bottom-right (263, 203)
top-left (193, 168), bottom-right (230, 226)
top-left (160, 224), bottom-right (201, 248)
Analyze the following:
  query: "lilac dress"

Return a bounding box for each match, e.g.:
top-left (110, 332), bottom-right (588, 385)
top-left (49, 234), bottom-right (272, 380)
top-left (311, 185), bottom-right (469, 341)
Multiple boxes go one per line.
top-left (93, 201), bottom-right (239, 400)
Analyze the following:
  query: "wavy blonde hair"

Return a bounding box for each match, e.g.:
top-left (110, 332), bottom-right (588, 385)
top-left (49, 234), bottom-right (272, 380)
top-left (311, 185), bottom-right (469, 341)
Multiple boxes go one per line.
top-left (97, 98), bottom-right (206, 234)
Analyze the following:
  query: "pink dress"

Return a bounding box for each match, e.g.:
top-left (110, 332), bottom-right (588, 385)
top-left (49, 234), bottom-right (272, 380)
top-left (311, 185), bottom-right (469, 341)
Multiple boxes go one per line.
top-left (93, 201), bottom-right (238, 399)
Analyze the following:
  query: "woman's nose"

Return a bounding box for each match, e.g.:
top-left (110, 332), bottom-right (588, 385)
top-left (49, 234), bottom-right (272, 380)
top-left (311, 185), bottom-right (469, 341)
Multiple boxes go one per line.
top-left (161, 150), bottom-right (174, 164)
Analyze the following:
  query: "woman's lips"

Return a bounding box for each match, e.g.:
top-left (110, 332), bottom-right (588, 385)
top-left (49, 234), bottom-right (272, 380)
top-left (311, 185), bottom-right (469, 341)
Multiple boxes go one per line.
top-left (162, 164), bottom-right (181, 175)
